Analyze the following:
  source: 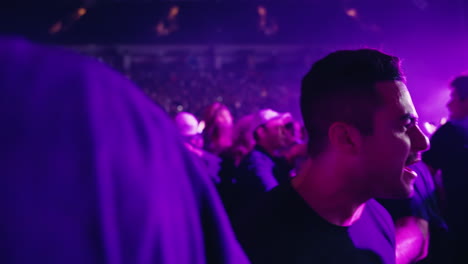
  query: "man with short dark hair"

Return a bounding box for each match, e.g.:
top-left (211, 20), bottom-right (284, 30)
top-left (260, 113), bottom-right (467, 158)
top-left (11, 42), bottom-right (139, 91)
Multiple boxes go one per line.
top-left (234, 49), bottom-right (429, 264)
top-left (423, 75), bottom-right (468, 263)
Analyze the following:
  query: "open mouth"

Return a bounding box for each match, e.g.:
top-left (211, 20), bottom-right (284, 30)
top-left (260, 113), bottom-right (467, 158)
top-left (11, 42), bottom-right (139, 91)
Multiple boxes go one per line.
top-left (403, 166), bottom-right (418, 178)
top-left (405, 153), bottom-right (421, 168)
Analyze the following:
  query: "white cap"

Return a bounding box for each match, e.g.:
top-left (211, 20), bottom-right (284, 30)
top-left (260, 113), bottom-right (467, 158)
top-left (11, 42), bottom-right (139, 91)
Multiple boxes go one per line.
top-left (252, 109), bottom-right (292, 129)
top-left (174, 112), bottom-right (202, 136)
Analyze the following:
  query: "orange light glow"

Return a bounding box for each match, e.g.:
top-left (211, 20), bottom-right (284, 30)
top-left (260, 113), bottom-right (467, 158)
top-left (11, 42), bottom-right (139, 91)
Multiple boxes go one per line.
top-left (346, 8), bottom-right (358, 18)
top-left (169, 6), bottom-right (180, 18)
top-left (77, 8), bottom-right (87, 17)
top-left (257, 6), bottom-right (267, 16)
top-left (49, 21), bottom-right (63, 34)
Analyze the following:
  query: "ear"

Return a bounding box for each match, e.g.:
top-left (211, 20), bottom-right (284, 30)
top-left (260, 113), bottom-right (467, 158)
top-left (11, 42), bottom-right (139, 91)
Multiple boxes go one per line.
top-left (328, 122), bottom-right (362, 155)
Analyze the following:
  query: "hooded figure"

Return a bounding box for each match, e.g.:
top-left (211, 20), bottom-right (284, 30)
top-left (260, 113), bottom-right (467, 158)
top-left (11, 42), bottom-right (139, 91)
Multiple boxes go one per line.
top-left (0, 37), bottom-right (248, 264)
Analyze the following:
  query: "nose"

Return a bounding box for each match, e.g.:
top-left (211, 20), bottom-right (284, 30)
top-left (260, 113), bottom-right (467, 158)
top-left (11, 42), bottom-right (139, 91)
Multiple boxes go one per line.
top-left (411, 125), bottom-right (429, 152)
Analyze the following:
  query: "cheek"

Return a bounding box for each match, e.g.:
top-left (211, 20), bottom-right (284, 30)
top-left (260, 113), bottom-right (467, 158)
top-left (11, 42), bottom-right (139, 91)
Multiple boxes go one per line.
top-left (388, 133), bottom-right (412, 156)
top-left (369, 133), bottom-right (410, 163)
top-left (388, 140), bottom-right (412, 179)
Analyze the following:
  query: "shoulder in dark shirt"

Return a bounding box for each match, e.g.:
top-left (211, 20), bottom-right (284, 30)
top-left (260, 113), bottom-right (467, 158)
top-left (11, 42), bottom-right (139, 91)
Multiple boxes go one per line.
top-left (423, 122), bottom-right (468, 175)
top-left (233, 183), bottom-right (395, 264)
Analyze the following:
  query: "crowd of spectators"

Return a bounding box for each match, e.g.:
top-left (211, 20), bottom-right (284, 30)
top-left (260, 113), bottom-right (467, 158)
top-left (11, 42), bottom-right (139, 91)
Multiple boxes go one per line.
top-left (83, 48), bottom-right (308, 120)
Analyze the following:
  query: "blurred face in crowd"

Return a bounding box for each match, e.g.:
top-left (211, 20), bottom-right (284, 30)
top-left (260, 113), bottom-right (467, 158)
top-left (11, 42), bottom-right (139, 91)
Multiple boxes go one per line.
top-left (186, 134), bottom-right (204, 149)
top-left (447, 89), bottom-right (468, 120)
top-left (358, 81), bottom-right (429, 199)
top-left (214, 108), bottom-right (234, 149)
top-left (284, 121), bottom-right (303, 146)
top-left (216, 108), bottom-right (234, 127)
top-left (257, 117), bottom-right (289, 151)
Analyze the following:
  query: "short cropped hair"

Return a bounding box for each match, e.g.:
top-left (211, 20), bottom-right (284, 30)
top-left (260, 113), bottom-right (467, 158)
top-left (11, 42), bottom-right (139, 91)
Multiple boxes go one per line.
top-left (450, 75), bottom-right (468, 100)
top-left (300, 49), bottom-right (405, 157)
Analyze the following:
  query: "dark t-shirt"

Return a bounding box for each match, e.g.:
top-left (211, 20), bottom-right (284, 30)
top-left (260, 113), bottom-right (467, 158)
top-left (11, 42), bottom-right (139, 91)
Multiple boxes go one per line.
top-left (236, 145), bottom-right (292, 190)
top-left (423, 122), bottom-right (468, 203)
top-left (233, 145), bottom-right (292, 214)
top-left (234, 183), bottom-right (395, 264)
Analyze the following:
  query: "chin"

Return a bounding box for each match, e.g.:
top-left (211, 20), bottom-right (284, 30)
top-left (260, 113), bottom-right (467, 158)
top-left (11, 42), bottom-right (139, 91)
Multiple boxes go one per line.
top-left (394, 182), bottom-right (415, 199)
top-left (400, 187), bottom-right (415, 198)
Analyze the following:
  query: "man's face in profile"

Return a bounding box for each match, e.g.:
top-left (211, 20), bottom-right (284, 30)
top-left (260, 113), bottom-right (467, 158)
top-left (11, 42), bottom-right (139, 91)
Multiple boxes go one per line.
top-left (359, 81), bottom-right (429, 199)
top-left (260, 117), bottom-right (289, 150)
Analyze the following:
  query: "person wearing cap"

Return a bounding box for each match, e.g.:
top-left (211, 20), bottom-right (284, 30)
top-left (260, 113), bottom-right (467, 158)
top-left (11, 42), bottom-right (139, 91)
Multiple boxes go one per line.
top-left (174, 111), bottom-right (221, 184)
top-left (233, 109), bottom-right (297, 215)
top-left (174, 111), bottom-right (205, 151)
top-left (233, 49), bottom-right (429, 264)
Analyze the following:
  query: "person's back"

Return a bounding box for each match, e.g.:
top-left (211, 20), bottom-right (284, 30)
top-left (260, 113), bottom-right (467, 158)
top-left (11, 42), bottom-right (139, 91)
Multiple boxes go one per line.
top-left (424, 121), bottom-right (468, 205)
top-left (0, 37), bottom-right (248, 264)
top-left (423, 76), bottom-right (468, 263)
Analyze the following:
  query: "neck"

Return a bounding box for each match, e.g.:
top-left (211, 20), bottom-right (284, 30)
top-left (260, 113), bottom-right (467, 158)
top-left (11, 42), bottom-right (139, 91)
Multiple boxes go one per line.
top-left (292, 157), bottom-right (369, 226)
